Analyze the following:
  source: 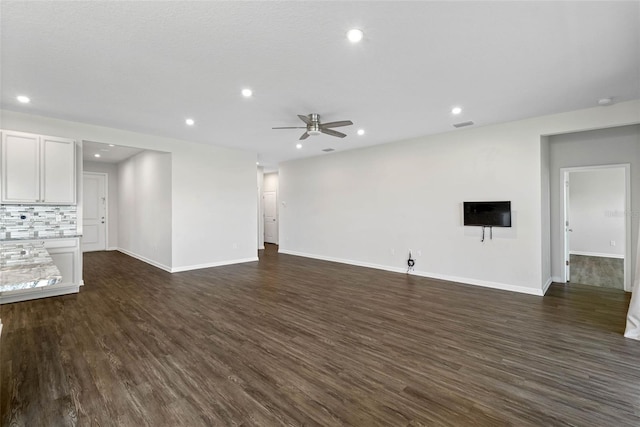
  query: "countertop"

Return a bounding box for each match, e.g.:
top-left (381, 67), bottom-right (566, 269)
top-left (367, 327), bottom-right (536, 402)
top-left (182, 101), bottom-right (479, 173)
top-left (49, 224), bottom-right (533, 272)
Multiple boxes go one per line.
top-left (1, 234), bottom-right (82, 242)
top-left (0, 242), bottom-right (62, 292)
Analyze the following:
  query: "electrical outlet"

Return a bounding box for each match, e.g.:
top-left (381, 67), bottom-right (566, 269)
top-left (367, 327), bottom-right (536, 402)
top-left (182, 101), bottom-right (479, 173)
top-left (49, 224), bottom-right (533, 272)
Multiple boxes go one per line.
top-left (610, 240), bottom-right (616, 247)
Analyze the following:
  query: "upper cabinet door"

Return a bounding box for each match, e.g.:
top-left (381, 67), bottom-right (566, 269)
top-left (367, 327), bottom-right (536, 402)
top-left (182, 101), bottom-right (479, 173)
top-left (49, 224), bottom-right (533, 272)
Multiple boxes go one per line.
top-left (1, 131), bottom-right (40, 203)
top-left (41, 136), bottom-right (76, 204)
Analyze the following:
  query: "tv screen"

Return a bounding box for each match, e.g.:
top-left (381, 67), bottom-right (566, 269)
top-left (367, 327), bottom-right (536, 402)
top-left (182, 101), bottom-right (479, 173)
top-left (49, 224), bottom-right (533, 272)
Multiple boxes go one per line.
top-left (463, 201), bottom-right (511, 227)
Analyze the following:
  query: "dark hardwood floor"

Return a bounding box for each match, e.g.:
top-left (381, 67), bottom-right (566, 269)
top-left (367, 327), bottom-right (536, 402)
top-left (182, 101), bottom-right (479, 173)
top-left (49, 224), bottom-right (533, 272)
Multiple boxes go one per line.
top-left (2, 244), bottom-right (640, 426)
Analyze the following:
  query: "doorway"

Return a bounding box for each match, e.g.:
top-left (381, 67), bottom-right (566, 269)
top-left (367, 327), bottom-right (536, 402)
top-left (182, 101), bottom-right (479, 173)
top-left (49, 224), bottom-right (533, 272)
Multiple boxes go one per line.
top-left (82, 172), bottom-right (107, 252)
top-left (562, 165), bottom-right (630, 290)
top-left (264, 191), bottom-right (278, 244)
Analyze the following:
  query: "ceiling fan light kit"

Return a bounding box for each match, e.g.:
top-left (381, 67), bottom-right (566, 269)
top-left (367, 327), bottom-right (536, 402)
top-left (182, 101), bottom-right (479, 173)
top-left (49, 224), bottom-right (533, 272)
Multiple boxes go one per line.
top-left (273, 113), bottom-right (354, 140)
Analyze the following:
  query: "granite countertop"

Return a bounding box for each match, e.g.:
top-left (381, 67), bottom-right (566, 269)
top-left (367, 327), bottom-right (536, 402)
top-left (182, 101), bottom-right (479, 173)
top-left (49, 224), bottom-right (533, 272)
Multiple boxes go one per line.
top-left (0, 242), bottom-right (62, 292)
top-left (1, 234), bottom-right (82, 242)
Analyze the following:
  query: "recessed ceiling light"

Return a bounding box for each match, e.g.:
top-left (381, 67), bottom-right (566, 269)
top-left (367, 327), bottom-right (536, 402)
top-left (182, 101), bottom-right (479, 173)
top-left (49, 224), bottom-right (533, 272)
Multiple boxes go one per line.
top-left (108, 144), bottom-right (115, 147)
top-left (451, 107), bottom-right (462, 115)
top-left (16, 95), bottom-right (30, 103)
top-left (242, 88), bottom-right (253, 97)
top-left (256, 161), bottom-right (260, 165)
top-left (296, 143), bottom-right (302, 149)
top-left (347, 28), bottom-right (364, 43)
top-left (598, 97), bottom-right (613, 106)
top-left (357, 129), bottom-right (365, 136)
top-left (94, 154), bottom-right (101, 158)
top-left (185, 118), bottom-right (195, 126)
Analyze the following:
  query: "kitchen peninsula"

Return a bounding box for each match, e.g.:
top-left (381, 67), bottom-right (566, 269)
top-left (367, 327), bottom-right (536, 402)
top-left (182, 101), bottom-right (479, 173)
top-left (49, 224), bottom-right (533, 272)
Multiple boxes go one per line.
top-left (0, 241), bottom-right (62, 292)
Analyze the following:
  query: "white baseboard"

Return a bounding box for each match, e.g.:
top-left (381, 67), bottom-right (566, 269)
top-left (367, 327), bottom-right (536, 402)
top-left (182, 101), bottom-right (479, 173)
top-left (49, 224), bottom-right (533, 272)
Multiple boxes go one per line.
top-left (116, 248), bottom-right (259, 273)
top-left (259, 245), bottom-right (265, 250)
top-left (569, 250), bottom-right (624, 259)
top-left (171, 257), bottom-right (259, 273)
top-left (278, 249), bottom-right (543, 296)
top-left (116, 248), bottom-right (172, 272)
top-left (107, 246), bottom-right (118, 251)
top-left (542, 277), bottom-right (553, 294)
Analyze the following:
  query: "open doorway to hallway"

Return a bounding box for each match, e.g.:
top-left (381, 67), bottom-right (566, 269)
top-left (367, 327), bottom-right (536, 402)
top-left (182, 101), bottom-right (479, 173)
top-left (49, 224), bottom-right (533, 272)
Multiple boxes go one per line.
top-left (563, 165), bottom-right (629, 290)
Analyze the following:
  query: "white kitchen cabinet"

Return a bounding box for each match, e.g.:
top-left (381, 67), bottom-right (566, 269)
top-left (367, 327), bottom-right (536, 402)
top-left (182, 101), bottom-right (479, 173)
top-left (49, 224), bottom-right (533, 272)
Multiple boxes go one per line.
top-left (1, 130), bottom-right (76, 204)
top-left (45, 238), bottom-right (81, 288)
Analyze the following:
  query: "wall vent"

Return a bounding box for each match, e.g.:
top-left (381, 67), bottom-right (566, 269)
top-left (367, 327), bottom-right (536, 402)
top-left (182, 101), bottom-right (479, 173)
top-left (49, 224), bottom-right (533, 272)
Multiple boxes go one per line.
top-left (322, 148), bottom-right (335, 152)
top-left (453, 121), bottom-right (475, 128)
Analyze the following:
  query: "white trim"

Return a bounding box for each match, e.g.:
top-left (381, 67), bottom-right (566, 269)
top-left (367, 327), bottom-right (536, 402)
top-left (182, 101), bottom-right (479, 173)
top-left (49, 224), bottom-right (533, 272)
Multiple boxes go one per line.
top-left (279, 249), bottom-right (543, 296)
top-left (117, 247), bottom-right (259, 273)
top-left (542, 277), bottom-right (554, 294)
top-left (561, 164), bottom-right (631, 292)
top-left (116, 248), bottom-right (172, 272)
top-left (107, 246), bottom-right (118, 251)
top-left (259, 245), bottom-right (265, 250)
top-left (569, 250), bottom-right (624, 259)
top-left (171, 257), bottom-right (259, 273)
top-left (552, 275), bottom-right (564, 284)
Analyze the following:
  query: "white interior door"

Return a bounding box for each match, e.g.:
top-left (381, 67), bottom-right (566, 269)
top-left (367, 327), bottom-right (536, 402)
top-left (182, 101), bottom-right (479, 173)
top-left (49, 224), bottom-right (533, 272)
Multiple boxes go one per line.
top-left (82, 173), bottom-right (107, 252)
top-left (562, 165), bottom-right (630, 289)
top-left (564, 173), bottom-right (571, 282)
top-left (264, 191), bottom-right (278, 244)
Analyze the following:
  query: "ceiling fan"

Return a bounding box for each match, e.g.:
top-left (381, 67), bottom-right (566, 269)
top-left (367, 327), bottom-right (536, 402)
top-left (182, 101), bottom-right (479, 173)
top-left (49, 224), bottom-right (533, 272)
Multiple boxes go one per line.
top-left (273, 114), bottom-right (353, 140)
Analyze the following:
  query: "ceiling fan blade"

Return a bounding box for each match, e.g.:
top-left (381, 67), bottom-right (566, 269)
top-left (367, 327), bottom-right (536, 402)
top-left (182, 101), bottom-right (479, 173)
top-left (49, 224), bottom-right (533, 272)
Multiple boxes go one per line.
top-left (320, 120), bottom-right (353, 129)
top-left (320, 128), bottom-right (347, 138)
top-left (297, 114), bottom-right (312, 125)
top-left (272, 126), bottom-right (307, 129)
top-left (299, 132), bottom-right (310, 140)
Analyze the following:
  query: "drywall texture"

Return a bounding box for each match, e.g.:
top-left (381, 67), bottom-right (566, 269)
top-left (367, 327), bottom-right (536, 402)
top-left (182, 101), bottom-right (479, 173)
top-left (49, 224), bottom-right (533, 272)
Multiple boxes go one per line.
top-left (568, 168), bottom-right (625, 257)
top-left (118, 151), bottom-right (172, 269)
top-left (1, 110), bottom-right (259, 271)
top-left (257, 168), bottom-right (264, 249)
top-left (83, 161), bottom-right (119, 249)
top-left (549, 125), bottom-right (640, 287)
top-left (280, 101), bottom-right (640, 295)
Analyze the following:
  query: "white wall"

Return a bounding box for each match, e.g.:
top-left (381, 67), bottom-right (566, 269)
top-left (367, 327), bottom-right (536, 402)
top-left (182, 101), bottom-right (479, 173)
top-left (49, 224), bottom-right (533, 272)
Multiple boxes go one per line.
top-left (569, 168), bottom-right (625, 257)
top-left (118, 151), bottom-right (172, 269)
top-left (1, 110), bottom-right (258, 271)
top-left (257, 167), bottom-right (264, 249)
top-left (279, 101), bottom-right (640, 295)
top-left (540, 136), bottom-right (552, 291)
top-left (549, 125), bottom-right (640, 283)
top-left (83, 160), bottom-right (119, 249)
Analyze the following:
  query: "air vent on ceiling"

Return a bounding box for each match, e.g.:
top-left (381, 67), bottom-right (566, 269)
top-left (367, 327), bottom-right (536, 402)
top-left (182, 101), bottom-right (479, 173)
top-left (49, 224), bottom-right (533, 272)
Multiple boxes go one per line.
top-left (322, 148), bottom-right (335, 152)
top-left (453, 121), bottom-right (475, 128)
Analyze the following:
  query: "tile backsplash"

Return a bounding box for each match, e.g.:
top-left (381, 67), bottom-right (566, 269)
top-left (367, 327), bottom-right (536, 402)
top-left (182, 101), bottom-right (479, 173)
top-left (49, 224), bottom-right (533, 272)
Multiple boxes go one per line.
top-left (0, 205), bottom-right (78, 240)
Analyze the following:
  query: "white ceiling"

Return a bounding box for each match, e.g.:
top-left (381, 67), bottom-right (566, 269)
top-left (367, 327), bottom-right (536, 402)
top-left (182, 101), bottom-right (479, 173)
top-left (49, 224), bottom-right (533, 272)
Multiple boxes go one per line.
top-left (2, 1), bottom-right (638, 171)
top-left (82, 141), bottom-right (144, 164)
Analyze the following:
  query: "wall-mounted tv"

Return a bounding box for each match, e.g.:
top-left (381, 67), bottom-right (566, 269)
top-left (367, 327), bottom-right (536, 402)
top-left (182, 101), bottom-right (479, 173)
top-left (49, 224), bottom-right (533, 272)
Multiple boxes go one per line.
top-left (463, 201), bottom-right (512, 227)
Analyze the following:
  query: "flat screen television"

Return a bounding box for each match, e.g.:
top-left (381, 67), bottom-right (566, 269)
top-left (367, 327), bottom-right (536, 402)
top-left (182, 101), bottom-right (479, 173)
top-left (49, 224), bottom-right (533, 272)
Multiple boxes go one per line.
top-left (463, 201), bottom-right (511, 227)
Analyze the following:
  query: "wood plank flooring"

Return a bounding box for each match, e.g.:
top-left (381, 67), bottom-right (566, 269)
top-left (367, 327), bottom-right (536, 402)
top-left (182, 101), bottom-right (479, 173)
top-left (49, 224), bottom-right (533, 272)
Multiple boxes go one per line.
top-left (2, 244), bottom-right (640, 426)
